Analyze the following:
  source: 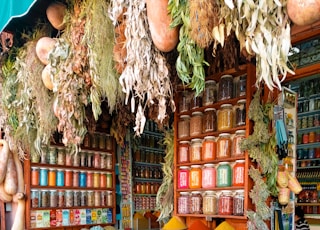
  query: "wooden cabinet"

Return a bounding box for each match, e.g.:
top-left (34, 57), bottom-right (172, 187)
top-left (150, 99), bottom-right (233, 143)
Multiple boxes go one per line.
top-left (24, 132), bottom-right (116, 229)
top-left (173, 64), bottom-right (255, 228)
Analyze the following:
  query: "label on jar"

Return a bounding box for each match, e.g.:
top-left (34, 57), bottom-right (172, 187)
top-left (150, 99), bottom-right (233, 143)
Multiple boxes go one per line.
top-left (178, 168), bottom-right (189, 189)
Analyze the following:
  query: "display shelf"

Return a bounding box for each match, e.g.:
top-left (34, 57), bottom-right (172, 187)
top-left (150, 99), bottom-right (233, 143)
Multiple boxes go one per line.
top-left (175, 214), bottom-right (246, 219)
top-left (139, 145), bottom-right (165, 153)
top-left (297, 166), bottom-right (320, 170)
top-left (305, 214), bottom-right (320, 219)
top-left (296, 203), bottom-right (320, 206)
top-left (143, 130), bottom-right (164, 138)
top-left (176, 186), bottom-right (245, 192)
top-left (30, 224), bottom-right (115, 230)
top-left (176, 156), bottom-right (245, 167)
top-left (297, 142), bottom-right (320, 149)
top-left (133, 177), bottom-right (163, 183)
top-left (30, 163), bottom-right (114, 172)
top-left (30, 205), bottom-right (115, 210)
top-left (134, 161), bottom-right (162, 167)
top-left (297, 126), bottom-right (320, 133)
top-left (297, 158), bottom-right (320, 162)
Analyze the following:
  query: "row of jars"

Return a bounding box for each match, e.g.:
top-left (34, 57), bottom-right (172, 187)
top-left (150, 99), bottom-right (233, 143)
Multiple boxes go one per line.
top-left (178, 101), bottom-right (246, 139)
top-left (178, 130), bottom-right (246, 164)
top-left (31, 189), bottom-right (113, 208)
top-left (297, 148), bottom-right (320, 160)
top-left (134, 182), bottom-right (161, 194)
top-left (298, 131), bottom-right (320, 145)
top-left (298, 115), bottom-right (320, 129)
top-left (134, 196), bottom-right (156, 211)
top-left (179, 75), bottom-right (247, 113)
top-left (140, 134), bottom-right (164, 149)
top-left (178, 190), bottom-right (244, 216)
top-left (298, 98), bottom-right (320, 113)
top-left (31, 167), bottom-right (113, 188)
top-left (133, 166), bottom-right (163, 179)
top-left (177, 160), bottom-right (245, 189)
top-left (134, 150), bottom-right (164, 164)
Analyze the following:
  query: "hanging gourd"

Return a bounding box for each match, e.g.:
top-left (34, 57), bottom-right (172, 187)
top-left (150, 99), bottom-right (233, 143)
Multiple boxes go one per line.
top-left (287, 0), bottom-right (320, 26)
top-left (146, 0), bottom-right (179, 52)
top-left (35, 37), bottom-right (56, 65)
top-left (46, 2), bottom-right (67, 30)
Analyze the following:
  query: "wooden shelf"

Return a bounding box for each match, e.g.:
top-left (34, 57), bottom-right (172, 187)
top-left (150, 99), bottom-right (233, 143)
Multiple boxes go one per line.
top-left (296, 203), bottom-right (320, 206)
top-left (176, 156), bottom-right (245, 166)
top-left (175, 213), bottom-right (247, 220)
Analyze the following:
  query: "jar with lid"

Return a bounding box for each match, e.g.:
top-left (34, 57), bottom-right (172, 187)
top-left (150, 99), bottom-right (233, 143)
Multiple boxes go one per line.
top-left (202, 108), bottom-right (217, 133)
top-left (178, 115), bottom-right (190, 138)
top-left (73, 190), bottom-right (81, 207)
top-left (57, 147), bottom-right (65, 166)
top-left (87, 191), bottom-right (94, 206)
top-left (202, 163), bottom-right (216, 189)
top-left (87, 171), bottom-right (93, 188)
top-left (80, 190), bottom-right (87, 206)
top-left (106, 153), bottom-right (112, 170)
top-left (232, 130), bottom-right (246, 157)
top-left (56, 169), bottom-right (65, 187)
top-left (93, 153), bottom-right (101, 168)
top-left (203, 80), bottom-right (217, 106)
top-left (58, 190), bottom-right (65, 207)
top-left (49, 190), bottom-right (57, 208)
top-left (48, 169), bottom-right (56, 186)
top-left (218, 190), bottom-right (233, 215)
top-left (233, 160), bottom-right (245, 186)
top-left (217, 162), bottom-right (232, 187)
top-left (94, 191), bottom-right (101, 206)
top-left (73, 170), bottom-right (79, 187)
top-left (218, 74), bottom-right (233, 101)
top-left (105, 134), bottom-right (113, 151)
top-left (178, 192), bottom-right (190, 214)
top-left (93, 171), bottom-right (100, 188)
top-left (39, 168), bottom-right (48, 186)
top-left (65, 170), bottom-right (73, 187)
top-left (106, 172), bottom-right (113, 188)
top-left (190, 191), bottom-right (203, 214)
top-left (41, 190), bottom-right (49, 207)
top-left (179, 91), bottom-right (190, 113)
top-left (48, 147), bottom-right (57, 164)
top-left (190, 92), bottom-right (202, 109)
top-left (190, 111), bottom-right (203, 136)
top-left (217, 104), bottom-right (234, 131)
top-left (216, 133), bottom-right (232, 159)
top-left (178, 166), bottom-right (190, 189)
top-left (203, 191), bottom-right (217, 215)
top-left (202, 136), bottom-right (216, 161)
top-left (80, 152), bottom-right (87, 167)
top-left (233, 190), bottom-right (244, 215)
top-left (235, 99), bottom-right (246, 127)
top-left (237, 74), bottom-right (246, 97)
top-left (31, 190), bottom-right (39, 208)
top-left (31, 167), bottom-right (40, 186)
top-left (178, 141), bottom-right (190, 164)
top-left (190, 139), bottom-right (202, 162)
top-left (189, 165), bottom-right (202, 189)
top-left (79, 171), bottom-right (87, 187)
top-left (65, 190), bottom-right (74, 207)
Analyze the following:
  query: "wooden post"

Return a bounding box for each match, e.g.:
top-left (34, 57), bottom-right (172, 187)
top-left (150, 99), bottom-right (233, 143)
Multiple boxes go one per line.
top-left (0, 200), bottom-right (5, 230)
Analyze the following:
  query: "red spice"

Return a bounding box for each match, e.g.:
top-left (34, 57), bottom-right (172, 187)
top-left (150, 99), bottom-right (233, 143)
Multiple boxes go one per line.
top-left (189, 220), bottom-right (210, 230)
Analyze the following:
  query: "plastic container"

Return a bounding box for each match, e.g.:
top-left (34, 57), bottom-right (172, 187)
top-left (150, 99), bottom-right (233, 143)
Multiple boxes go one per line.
top-left (202, 108), bottom-right (217, 133)
top-left (218, 75), bottom-right (233, 101)
top-left (190, 191), bottom-right (203, 214)
top-left (178, 166), bottom-right (190, 189)
top-left (218, 190), bottom-right (233, 215)
top-left (178, 115), bottom-right (190, 138)
top-left (216, 133), bottom-right (232, 159)
top-left (178, 141), bottom-right (190, 164)
top-left (178, 192), bottom-right (190, 214)
top-left (217, 104), bottom-right (234, 131)
top-left (203, 80), bottom-right (217, 106)
top-left (232, 160), bottom-right (245, 186)
top-left (190, 111), bottom-right (203, 136)
top-left (217, 162), bottom-right (232, 187)
top-left (189, 165), bottom-right (202, 189)
top-left (202, 136), bottom-right (216, 161)
top-left (235, 99), bottom-right (246, 127)
top-left (232, 130), bottom-right (246, 157)
top-left (203, 191), bottom-right (217, 215)
top-left (190, 139), bottom-right (202, 162)
top-left (202, 163), bottom-right (216, 189)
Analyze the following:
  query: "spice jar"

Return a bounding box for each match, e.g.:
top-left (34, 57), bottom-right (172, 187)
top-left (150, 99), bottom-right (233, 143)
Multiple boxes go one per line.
top-left (203, 191), bottom-right (217, 215)
top-left (74, 191), bottom-right (81, 207)
top-left (202, 136), bottom-right (216, 161)
top-left (39, 168), bottom-right (48, 186)
top-left (31, 167), bottom-right (40, 186)
top-left (203, 80), bottom-right (217, 106)
top-left (202, 163), bottom-right (216, 189)
top-left (178, 192), bottom-right (190, 214)
top-left (57, 148), bottom-right (65, 166)
top-left (190, 93), bottom-right (202, 109)
top-left (190, 111), bottom-right (203, 136)
top-left (202, 108), bottom-right (217, 133)
top-left (106, 153), bottom-right (112, 170)
top-left (41, 190), bottom-right (49, 208)
top-left (179, 91), bottom-right (190, 113)
top-left (65, 190), bottom-right (74, 207)
top-left (87, 191), bottom-right (94, 206)
top-left (218, 75), bottom-right (233, 101)
top-left (106, 172), bottom-right (113, 188)
top-left (232, 130), bottom-right (246, 157)
top-left (190, 139), bottom-right (202, 162)
top-left (190, 191), bottom-right (203, 214)
top-left (100, 172), bottom-right (107, 188)
top-left (217, 104), bottom-right (234, 131)
top-left (233, 190), bottom-right (244, 215)
top-left (56, 169), bottom-right (65, 187)
top-left (178, 141), bottom-right (190, 164)
top-left (48, 169), bottom-right (56, 186)
top-left (48, 147), bottom-right (57, 164)
top-left (218, 190), bottom-right (233, 215)
top-left (65, 170), bottom-right (73, 187)
top-left (237, 74), bottom-right (247, 97)
top-left (31, 190), bottom-right (39, 208)
top-left (178, 166), bottom-right (190, 189)
top-left (73, 170), bottom-right (79, 187)
top-left (233, 160), bottom-right (245, 186)
top-left (80, 190), bottom-right (87, 206)
top-left (94, 191), bottom-right (101, 206)
top-left (216, 133), bottom-right (232, 159)
top-left (58, 190), bottom-right (65, 207)
top-left (79, 171), bottom-right (87, 187)
top-left (49, 190), bottom-right (57, 208)
top-left (87, 171), bottom-right (93, 188)
top-left (217, 162), bottom-right (232, 187)
top-left (189, 165), bottom-right (202, 189)
top-left (178, 115), bottom-right (190, 139)
top-left (235, 99), bottom-right (246, 127)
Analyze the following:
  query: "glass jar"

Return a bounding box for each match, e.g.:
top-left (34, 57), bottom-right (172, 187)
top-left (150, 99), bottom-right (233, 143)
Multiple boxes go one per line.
top-left (74, 191), bottom-right (81, 207)
top-left (217, 104), bottom-right (234, 131)
top-left (218, 74), bottom-right (233, 101)
top-left (31, 167), bottom-right (40, 186)
top-left (190, 139), bottom-right (202, 162)
top-left (107, 191), bottom-right (113, 206)
top-left (178, 115), bottom-right (190, 138)
top-left (105, 134), bottom-right (113, 151)
top-left (80, 152), bottom-right (87, 167)
top-left (31, 190), bottom-right (39, 208)
top-left (202, 136), bottom-right (216, 161)
top-left (232, 130), bottom-right (246, 157)
top-left (203, 191), bottom-right (217, 215)
top-left (57, 148), bottom-right (65, 166)
top-left (235, 99), bottom-right (246, 127)
top-left (58, 190), bottom-right (65, 207)
top-left (106, 172), bottom-right (113, 188)
top-left (80, 190), bottom-right (87, 206)
top-left (202, 108), bottom-right (217, 133)
top-left (233, 190), bottom-right (245, 215)
top-left (48, 147), bottom-right (57, 164)
top-left (65, 190), bottom-right (74, 207)
top-left (100, 172), bottom-right (107, 188)
top-left (73, 153), bottom-right (80, 167)
top-left (87, 171), bottom-right (93, 188)
top-left (48, 169), bottom-right (56, 186)
top-left (178, 192), bottom-right (190, 214)
top-left (203, 80), bottom-right (217, 106)
top-left (79, 171), bottom-right (87, 187)
top-left (190, 191), bottom-right (203, 214)
top-left (65, 154), bottom-right (73, 166)
top-left (93, 153), bottom-right (101, 169)
top-left (202, 163), bottom-right (216, 189)
top-left (216, 133), bottom-right (232, 159)
top-left (41, 190), bottom-right (49, 208)
top-left (191, 93), bottom-right (202, 109)
top-left (190, 111), bottom-right (203, 136)
top-left (178, 166), bottom-right (190, 189)
top-left (179, 91), bottom-right (190, 113)
top-left (39, 168), bottom-right (48, 186)
top-left (309, 132), bottom-right (316, 143)
top-left (218, 190), bottom-right (233, 215)
top-left (49, 190), bottom-right (57, 208)
top-left (189, 165), bottom-right (202, 189)
top-left (94, 191), bottom-right (101, 206)
top-left (106, 153), bottom-right (112, 170)
top-left (87, 191), bottom-right (94, 206)
top-left (217, 162), bottom-right (232, 187)
top-left (65, 170), bottom-right (73, 187)
top-left (233, 160), bottom-right (245, 186)
top-left (93, 171), bottom-right (100, 188)
top-left (56, 169), bottom-right (65, 187)
top-left (178, 141), bottom-right (190, 164)
top-left (237, 74), bottom-right (247, 97)
top-left (73, 170), bottom-right (79, 187)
